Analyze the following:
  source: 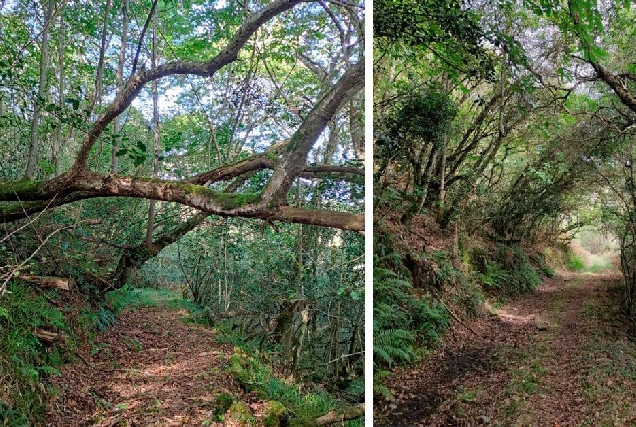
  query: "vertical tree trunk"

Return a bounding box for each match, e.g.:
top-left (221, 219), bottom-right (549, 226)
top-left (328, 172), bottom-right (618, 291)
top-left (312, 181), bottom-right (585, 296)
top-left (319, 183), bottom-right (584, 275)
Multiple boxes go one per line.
top-left (26, 0), bottom-right (55, 179)
top-left (53, 20), bottom-right (65, 177)
top-left (349, 95), bottom-right (364, 160)
top-left (112, 0), bottom-right (129, 173)
top-left (296, 178), bottom-right (304, 297)
top-left (145, 20), bottom-right (160, 248)
top-left (223, 219), bottom-right (230, 310)
top-left (87, 0), bottom-right (112, 115)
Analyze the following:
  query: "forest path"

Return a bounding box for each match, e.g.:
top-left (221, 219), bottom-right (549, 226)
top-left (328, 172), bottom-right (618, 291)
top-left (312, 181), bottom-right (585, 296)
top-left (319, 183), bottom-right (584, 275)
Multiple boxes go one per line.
top-left (376, 272), bottom-right (636, 426)
top-left (45, 306), bottom-right (244, 426)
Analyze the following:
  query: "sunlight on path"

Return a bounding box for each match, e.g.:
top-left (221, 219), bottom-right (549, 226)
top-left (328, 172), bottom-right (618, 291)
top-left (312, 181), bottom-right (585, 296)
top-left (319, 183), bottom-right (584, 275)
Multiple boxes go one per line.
top-left (46, 307), bottom-right (238, 426)
top-left (376, 272), bottom-right (636, 426)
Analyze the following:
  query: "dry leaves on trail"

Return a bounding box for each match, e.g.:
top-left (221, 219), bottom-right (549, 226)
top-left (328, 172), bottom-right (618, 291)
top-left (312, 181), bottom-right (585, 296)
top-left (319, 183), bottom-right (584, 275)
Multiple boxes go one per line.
top-left (376, 273), bottom-right (636, 426)
top-left (46, 307), bottom-right (245, 426)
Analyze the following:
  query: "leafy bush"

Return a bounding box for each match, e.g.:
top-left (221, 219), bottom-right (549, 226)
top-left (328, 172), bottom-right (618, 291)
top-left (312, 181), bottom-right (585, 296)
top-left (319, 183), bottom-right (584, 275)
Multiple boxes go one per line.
top-left (493, 245), bottom-right (543, 293)
top-left (566, 252), bottom-right (585, 271)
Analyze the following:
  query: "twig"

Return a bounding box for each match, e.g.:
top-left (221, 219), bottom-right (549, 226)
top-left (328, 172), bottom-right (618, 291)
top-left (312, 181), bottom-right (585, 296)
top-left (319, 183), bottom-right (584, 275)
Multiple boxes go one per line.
top-left (436, 298), bottom-right (485, 340)
top-left (0, 194), bottom-right (59, 244)
top-left (0, 219), bottom-right (100, 298)
top-left (327, 350), bottom-right (364, 364)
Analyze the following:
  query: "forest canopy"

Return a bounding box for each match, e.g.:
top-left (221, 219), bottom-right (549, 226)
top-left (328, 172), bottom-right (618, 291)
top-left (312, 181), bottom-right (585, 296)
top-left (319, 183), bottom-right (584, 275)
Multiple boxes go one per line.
top-left (0, 0), bottom-right (364, 231)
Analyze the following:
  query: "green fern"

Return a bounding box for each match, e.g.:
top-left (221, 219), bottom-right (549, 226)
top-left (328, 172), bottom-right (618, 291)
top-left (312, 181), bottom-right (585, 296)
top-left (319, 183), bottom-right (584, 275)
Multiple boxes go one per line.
top-left (478, 261), bottom-right (511, 289)
top-left (373, 369), bottom-right (393, 399)
top-left (373, 328), bottom-right (414, 367)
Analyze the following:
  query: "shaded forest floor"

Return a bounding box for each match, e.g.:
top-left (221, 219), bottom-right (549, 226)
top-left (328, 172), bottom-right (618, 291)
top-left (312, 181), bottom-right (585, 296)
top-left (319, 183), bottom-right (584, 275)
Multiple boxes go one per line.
top-left (376, 272), bottom-right (636, 426)
top-left (45, 304), bottom-right (256, 426)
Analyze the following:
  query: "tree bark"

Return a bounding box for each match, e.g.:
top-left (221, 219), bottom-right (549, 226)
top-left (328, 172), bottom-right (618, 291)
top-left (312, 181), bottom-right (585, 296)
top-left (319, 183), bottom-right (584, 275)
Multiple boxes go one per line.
top-left (112, 0), bottom-right (129, 173)
top-left (145, 19), bottom-right (160, 248)
top-left (308, 403), bottom-right (365, 425)
top-left (26, 0), bottom-right (55, 179)
top-left (53, 19), bottom-right (65, 177)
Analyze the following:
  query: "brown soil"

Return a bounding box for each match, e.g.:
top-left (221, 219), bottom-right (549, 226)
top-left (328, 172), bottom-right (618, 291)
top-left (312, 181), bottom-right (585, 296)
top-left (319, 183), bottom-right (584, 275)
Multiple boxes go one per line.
top-left (375, 272), bottom-right (636, 426)
top-left (46, 306), bottom-right (249, 426)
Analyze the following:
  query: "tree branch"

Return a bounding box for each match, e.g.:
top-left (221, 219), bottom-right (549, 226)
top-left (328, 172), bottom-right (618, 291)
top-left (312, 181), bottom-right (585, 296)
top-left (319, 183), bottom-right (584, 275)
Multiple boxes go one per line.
top-left (67, 0), bottom-right (306, 175)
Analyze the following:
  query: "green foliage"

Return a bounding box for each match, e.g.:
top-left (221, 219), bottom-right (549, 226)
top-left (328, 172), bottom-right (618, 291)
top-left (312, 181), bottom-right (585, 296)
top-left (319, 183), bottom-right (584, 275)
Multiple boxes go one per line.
top-left (226, 401), bottom-right (256, 426)
top-left (566, 252), bottom-right (585, 271)
top-left (372, 369), bottom-right (393, 400)
top-left (262, 401), bottom-right (289, 427)
top-left (373, 264), bottom-right (449, 370)
top-left (493, 245), bottom-right (544, 294)
top-left (530, 252), bottom-right (557, 278)
top-left (373, 328), bottom-right (415, 367)
top-left (176, 220), bottom-right (364, 393)
top-left (210, 392), bottom-right (234, 422)
top-left (376, 89), bottom-right (457, 166)
top-left (430, 250), bottom-right (462, 287)
top-left (0, 284), bottom-right (70, 423)
top-left (228, 350), bottom-right (347, 425)
top-left (374, 0), bottom-right (496, 78)
top-left (105, 285), bottom-right (195, 313)
top-left (478, 261), bottom-right (512, 289)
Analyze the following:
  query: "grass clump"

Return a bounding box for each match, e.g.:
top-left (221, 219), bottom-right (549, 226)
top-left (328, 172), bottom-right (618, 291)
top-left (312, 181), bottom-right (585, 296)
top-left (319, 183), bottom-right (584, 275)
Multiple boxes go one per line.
top-left (105, 285), bottom-right (194, 312)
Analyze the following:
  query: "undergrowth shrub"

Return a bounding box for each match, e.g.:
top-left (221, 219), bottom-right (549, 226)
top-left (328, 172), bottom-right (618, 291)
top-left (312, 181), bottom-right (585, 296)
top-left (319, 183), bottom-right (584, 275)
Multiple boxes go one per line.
top-left (494, 245), bottom-right (543, 293)
top-left (373, 263), bottom-right (450, 398)
top-left (228, 349), bottom-right (359, 425)
top-left (566, 252), bottom-right (585, 271)
top-left (478, 261), bottom-right (511, 290)
top-left (0, 283), bottom-right (70, 424)
top-left (429, 250), bottom-right (462, 288)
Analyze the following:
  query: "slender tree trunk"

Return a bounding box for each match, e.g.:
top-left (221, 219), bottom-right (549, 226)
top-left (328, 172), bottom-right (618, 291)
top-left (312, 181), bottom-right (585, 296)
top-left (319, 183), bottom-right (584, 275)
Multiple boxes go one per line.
top-left (145, 21), bottom-right (160, 248)
top-left (87, 0), bottom-right (111, 115)
top-left (223, 219), bottom-right (230, 310)
top-left (349, 95), bottom-right (364, 160)
top-left (26, 0), bottom-right (55, 179)
top-left (53, 20), bottom-right (65, 177)
top-left (296, 178), bottom-right (304, 296)
top-left (112, 0), bottom-right (129, 173)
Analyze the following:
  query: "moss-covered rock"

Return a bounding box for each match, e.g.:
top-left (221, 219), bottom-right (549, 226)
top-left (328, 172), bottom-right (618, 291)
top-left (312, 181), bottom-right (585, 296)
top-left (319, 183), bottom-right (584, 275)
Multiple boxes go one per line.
top-left (228, 351), bottom-right (252, 389)
top-left (262, 400), bottom-right (288, 427)
top-left (225, 401), bottom-right (256, 426)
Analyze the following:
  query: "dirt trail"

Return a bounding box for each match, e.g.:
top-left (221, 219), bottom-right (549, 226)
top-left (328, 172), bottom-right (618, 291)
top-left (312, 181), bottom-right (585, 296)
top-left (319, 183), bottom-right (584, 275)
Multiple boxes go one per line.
top-left (46, 306), bottom-right (242, 426)
top-left (376, 272), bottom-right (636, 426)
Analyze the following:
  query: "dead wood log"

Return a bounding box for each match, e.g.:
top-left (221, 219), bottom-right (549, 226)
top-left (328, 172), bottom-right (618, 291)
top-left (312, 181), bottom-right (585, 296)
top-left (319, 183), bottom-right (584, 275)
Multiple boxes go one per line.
top-left (20, 275), bottom-right (74, 291)
top-left (34, 328), bottom-right (62, 345)
top-left (308, 403), bottom-right (365, 425)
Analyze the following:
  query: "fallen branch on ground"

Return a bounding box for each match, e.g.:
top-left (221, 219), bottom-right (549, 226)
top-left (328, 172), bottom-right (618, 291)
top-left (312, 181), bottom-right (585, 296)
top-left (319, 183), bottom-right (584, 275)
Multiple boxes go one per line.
top-left (307, 403), bottom-right (365, 425)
